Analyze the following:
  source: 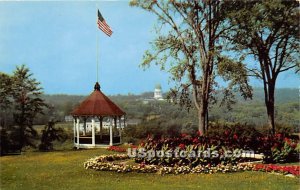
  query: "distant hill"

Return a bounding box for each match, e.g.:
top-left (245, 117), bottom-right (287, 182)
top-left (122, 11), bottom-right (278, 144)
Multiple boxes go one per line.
top-left (251, 88), bottom-right (298, 103)
top-left (41, 88), bottom-right (299, 105)
top-left (38, 88), bottom-right (299, 128)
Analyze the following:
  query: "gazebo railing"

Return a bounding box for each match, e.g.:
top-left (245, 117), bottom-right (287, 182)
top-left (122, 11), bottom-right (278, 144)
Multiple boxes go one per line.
top-left (74, 135), bottom-right (120, 144)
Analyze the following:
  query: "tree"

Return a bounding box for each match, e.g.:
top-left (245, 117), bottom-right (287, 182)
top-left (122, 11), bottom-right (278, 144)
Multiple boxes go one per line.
top-left (0, 72), bottom-right (13, 128)
top-left (39, 120), bottom-right (67, 151)
top-left (228, 0), bottom-right (299, 134)
top-left (130, 0), bottom-right (251, 134)
top-left (0, 73), bottom-right (14, 155)
top-left (12, 65), bottom-right (48, 149)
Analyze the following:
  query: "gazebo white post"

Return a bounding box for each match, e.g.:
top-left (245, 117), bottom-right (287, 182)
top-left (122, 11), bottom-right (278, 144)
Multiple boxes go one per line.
top-left (99, 117), bottom-right (103, 139)
top-left (123, 115), bottom-right (126, 127)
top-left (109, 117), bottom-right (113, 146)
top-left (73, 118), bottom-right (76, 145)
top-left (119, 116), bottom-right (122, 144)
top-left (92, 117), bottom-right (95, 146)
top-left (76, 117), bottom-right (80, 148)
top-left (83, 118), bottom-right (86, 136)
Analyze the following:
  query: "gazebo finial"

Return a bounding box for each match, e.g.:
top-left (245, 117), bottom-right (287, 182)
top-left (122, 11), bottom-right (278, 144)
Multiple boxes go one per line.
top-left (94, 82), bottom-right (100, 91)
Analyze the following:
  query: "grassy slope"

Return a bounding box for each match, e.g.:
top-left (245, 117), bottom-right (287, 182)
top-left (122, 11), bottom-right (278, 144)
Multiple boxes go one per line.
top-left (1, 149), bottom-right (299, 190)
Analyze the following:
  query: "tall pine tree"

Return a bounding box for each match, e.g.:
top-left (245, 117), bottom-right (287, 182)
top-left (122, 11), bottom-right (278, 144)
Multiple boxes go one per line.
top-left (12, 65), bottom-right (48, 149)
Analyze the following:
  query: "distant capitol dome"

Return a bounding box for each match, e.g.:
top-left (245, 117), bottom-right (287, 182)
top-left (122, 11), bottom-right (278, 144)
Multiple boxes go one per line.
top-left (154, 84), bottom-right (163, 100)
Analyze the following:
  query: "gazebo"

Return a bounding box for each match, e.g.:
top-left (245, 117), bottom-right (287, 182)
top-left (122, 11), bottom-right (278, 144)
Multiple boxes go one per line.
top-left (71, 82), bottom-right (126, 148)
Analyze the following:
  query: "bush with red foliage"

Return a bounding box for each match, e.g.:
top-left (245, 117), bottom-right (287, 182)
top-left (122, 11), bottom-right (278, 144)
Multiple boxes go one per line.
top-left (135, 132), bottom-right (244, 166)
top-left (258, 133), bottom-right (299, 163)
top-left (136, 128), bottom-right (299, 165)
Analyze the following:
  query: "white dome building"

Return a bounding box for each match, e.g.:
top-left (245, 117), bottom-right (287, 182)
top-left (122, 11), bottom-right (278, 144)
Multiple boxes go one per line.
top-left (154, 84), bottom-right (164, 100)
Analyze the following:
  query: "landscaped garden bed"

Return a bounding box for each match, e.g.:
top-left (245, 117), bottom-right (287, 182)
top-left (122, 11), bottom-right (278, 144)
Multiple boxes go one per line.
top-left (84, 154), bottom-right (300, 177)
top-left (85, 130), bottom-right (300, 177)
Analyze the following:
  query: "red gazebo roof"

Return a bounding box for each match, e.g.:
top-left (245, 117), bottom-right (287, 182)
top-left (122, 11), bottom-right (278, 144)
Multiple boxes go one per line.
top-left (71, 83), bottom-right (125, 117)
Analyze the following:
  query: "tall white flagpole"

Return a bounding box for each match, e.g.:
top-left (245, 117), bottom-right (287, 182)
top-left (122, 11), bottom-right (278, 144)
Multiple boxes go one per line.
top-left (96, 4), bottom-right (99, 83)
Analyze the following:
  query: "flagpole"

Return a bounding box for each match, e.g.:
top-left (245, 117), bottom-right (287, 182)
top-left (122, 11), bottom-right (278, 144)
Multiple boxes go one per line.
top-left (96, 5), bottom-right (99, 83)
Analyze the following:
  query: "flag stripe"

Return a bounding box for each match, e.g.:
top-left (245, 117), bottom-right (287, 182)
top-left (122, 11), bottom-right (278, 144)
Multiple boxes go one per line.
top-left (97, 10), bottom-right (113, 37)
top-left (98, 21), bottom-right (112, 36)
top-left (98, 20), bottom-right (111, 31)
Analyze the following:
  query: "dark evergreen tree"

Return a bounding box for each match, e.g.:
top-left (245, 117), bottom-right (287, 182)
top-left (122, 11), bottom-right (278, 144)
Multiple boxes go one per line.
top-left (39, 120), bottom-right (67, 151)
top-left (12, 65), bottom-right (48, 149)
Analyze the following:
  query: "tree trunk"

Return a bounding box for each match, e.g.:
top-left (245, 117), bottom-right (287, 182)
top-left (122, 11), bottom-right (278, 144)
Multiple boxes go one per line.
top-left (198, 97), bottom-right (208, 135)
top-left (20, 125), bottom-right (24, 150)
top-left (266, 83), bottom-right (276, 134)
top-left (198, 109), bottom-right (205, 135)
top-left (205, 111), bottom-right (209, 131)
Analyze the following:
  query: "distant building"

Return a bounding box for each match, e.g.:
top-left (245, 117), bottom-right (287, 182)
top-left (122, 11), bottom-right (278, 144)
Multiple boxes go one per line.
top-left (143, 84), bottom-right (165, 104)
top-left (65, 115), bottom-right (73, 122)
top-left (154, 84), bottom-right (164, 100)
top-left (126, 118), bottom-right (142, 126)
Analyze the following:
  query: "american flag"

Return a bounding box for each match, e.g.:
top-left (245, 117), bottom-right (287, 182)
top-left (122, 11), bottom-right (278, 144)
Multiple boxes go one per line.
top-left (97, 10), bottom-right (113, 37)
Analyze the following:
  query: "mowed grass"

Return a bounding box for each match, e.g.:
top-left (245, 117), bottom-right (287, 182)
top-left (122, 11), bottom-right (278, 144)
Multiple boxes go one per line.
top-left (1, 149), bottom-right (299, 190)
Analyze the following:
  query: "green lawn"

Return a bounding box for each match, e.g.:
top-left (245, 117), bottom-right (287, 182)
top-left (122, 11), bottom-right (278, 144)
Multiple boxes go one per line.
top-left (0, 149), bottom-right (299, 190)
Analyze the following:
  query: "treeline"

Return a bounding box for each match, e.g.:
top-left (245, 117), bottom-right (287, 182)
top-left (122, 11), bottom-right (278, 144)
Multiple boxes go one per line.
top-left (34, 88), bottom-right (299, 129)
top-left (0, 65), bottom-right (298, 153)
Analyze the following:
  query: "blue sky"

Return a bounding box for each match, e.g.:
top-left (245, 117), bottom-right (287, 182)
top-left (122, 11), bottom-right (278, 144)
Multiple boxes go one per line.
top-left (0, 1), bottom-right (299, 95)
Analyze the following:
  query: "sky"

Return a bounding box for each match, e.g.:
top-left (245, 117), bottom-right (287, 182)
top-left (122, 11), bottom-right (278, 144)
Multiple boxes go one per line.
top-left (0, 0), bottom-right (299, 95)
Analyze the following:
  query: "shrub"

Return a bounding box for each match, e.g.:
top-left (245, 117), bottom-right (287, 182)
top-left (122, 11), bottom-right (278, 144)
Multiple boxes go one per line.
top-left (134, 129), bottom-right (299, 165)
top-left (260, 134), bottom-right (299, 163)
top-left (134, 133), bottom-right (244, 167)
top-left (39, 121), bottom-right (67, 151)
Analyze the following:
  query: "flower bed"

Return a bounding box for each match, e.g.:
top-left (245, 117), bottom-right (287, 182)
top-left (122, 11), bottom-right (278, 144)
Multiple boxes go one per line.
top-left (106, 146), bottom-right (127, 153)
top-left (84, 154), bottom-right (158, 173)
top-left (135, 131), bottom-right (299, 165)
top-left (84, 154), bottom-right (300, 177)
top-left (252, 163), bottom-right (300, 177)
top-left (84, 154), bottom-right (251, 175)
top-left (107, 145), bottom-right (138, 153)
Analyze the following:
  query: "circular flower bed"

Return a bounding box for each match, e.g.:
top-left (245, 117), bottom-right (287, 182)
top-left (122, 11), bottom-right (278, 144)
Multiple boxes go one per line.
top-left (84, 154), bottom-right (251, 175)
top-left (84, 154), bottom-right (300, 177)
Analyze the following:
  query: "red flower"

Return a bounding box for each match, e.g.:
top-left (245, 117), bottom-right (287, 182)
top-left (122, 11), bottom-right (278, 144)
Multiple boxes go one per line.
top-left (253, 164), bottom-right (300, 176)
top-left (284, 137), bottom-right (291, 145)
top-left (140, 141), bottom-right (145, 147)
top-left (272, 143), bottom-right (278, 149)
top-left (275, 133), bottom-right (282, 139)
top-left (181, 133), bottom-right (188, 138)
top-left (179, 143), bottom-right (186, 150)
top-left (224, 130), bottom-right (230, 136)
top-left (233, 134), bottom-right (238, 140)
top-left (197, 130), bottom-right (202, 136)
top-left (193, 138), bottom-right (199, 144)
top-left (290, 143), bottom-right (297, 149)
top-left (107, 146), bottom-right (126, 152)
